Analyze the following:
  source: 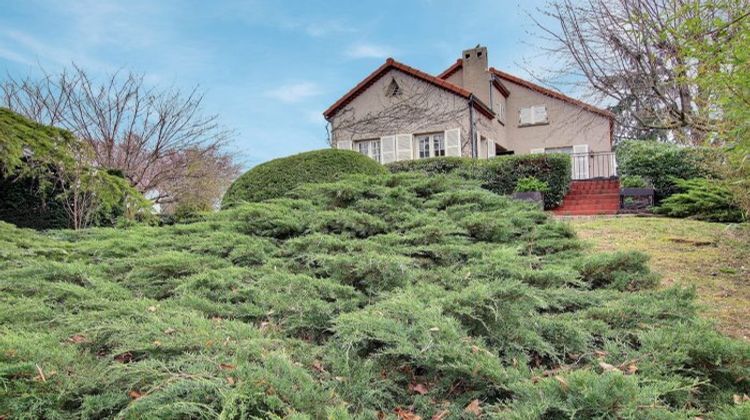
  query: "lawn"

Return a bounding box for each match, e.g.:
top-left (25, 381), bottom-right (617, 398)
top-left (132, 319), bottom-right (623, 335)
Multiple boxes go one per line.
top-left (570, 217), bottom-right (750, 340)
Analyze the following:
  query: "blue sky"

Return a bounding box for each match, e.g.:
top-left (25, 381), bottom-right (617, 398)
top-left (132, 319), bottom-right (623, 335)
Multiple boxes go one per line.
top-left (0, 0), bottom-right (557, 167)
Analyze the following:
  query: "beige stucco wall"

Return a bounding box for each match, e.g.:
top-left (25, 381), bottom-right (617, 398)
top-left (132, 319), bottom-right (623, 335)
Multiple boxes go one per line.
top-left (503, 79), bottom-right (612, 154)
top-left (329, 68), bottom-right (475, 157)
top-left (441, 66), bottom-right (509, 156)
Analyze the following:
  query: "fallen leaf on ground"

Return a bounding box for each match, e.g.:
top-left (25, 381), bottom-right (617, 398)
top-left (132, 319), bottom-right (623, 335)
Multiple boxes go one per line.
top-left (312, 360), bottom-right (326, 373)
top-left (67, 334), bottom-right (87, 344)
top-left (599, 361), bottom-right (621, 373)
top-left (733, 394), bottom-right (750, 404)
top-left (555, 375), bottom-right (569, 392)
top-left (128, 390), bottom-right (143, 399)
top-left (394, 407), bottom-right (422, 420)
top-left (408, 382), bottom-right (428, 395)
top-left (219, 363), bottom-right (235, 371)
top-left (114, 352), bottom-right (134, 363)
top-left (464, 399), bottom-right (481, 416)
top-left (431, 410), bottom-right (449, 420)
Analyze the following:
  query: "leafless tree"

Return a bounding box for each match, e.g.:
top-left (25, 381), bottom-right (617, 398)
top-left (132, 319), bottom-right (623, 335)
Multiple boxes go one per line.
top-left (1, 65), bottom-right (237, 208)
top-left (530, 0), bottom-right (749, 144)
top-left (331, 79), bottom-right (467, 138)
top-left (328, 76), bottom-right (482, 154)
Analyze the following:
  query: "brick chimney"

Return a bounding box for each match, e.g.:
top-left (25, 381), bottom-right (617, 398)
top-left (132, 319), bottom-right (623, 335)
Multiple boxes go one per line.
top-left (461, 45), bottom-right (490, 105)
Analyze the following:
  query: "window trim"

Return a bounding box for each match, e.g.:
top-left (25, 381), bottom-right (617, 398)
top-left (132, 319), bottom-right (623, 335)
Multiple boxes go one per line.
top-left (414, 132), bottom-right (445, 159)
top-left (354, 138), bottom-right (382, 162)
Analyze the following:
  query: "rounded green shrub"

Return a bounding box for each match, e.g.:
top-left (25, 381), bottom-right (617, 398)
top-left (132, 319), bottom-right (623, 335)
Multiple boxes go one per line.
top-left (221, 149), bottom-right (387, 207)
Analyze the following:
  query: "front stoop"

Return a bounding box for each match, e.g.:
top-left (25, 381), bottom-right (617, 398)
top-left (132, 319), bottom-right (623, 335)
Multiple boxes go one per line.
top-left (552, 179), bottom-right (620, 216)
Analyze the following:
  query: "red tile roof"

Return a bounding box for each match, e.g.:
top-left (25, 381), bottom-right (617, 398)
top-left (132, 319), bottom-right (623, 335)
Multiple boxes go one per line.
top-left (437, 59), bottom-right (510, 98)
top-left (323, 58), bottom-right (495, 120)
top-left (489, 68), bottom-right (614, 119)
top-left (437, 59), bottom-right (462, 80)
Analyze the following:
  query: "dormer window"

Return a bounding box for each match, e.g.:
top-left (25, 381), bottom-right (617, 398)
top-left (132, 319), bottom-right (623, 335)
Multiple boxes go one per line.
top-left (385, 78), bottom-right (401, 97)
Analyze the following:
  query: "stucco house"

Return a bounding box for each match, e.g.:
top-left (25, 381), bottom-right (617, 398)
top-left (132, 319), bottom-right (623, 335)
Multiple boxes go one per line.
top-left (324, 45), bottom-right (616, 180)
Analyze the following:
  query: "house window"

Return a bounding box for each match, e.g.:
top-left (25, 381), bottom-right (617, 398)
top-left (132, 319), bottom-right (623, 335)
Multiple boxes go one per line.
top-left (418, 135), bottom-right (431, 158)
top-left (433, 133), bottom-right (445, 156)
top-left (519, 105), bottom-right (548, 126)
top-left (355, 139), bottom-right (381, 162)
top-left (415, 133), bottom-right (444, 159)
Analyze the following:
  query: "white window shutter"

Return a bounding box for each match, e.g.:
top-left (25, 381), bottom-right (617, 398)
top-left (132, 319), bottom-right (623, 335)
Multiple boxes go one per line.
top-left (337, 140), bottom-right (352, 150)
top-left (519, 107), bottom-right (532, 125)
top-left (533, 106), bottom-right (548, 124)
top-left (486, 140), bottom-right (495, 159)
top-left (381, 135), bottom-right (396, 163)
top-left (529, 148), bottom-right (544, 154)
top-left (395, 134), bottom-right (413, 161)
top-left (444, 128), bottom-right (461, 157)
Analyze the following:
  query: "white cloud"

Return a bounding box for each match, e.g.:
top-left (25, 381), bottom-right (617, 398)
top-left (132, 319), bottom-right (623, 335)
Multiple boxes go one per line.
top-left (0, 46), bottom-right (32, 65)
top-left (264, 82), bottom-right (323, 103)
top-left (346, 43), bottom-right (395, 59)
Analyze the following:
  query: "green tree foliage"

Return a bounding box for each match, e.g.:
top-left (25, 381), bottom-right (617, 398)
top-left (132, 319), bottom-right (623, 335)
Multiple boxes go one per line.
top-left (656, 178), bottom-right (745, 222)
top-left (1, 173), bottom-right (748, 418)
top-left (514, 176), bottom-right (550, 193)
top-left (387, 153), bottom-right (571, 208)
top-left (674, 0), bottom-right (750, 214)
top-left (221, 149), bottom-right (387, 207)
top-left (616, 140), bottom-right (720, 200)
top-left (0, 108), bottom-right (150, 229)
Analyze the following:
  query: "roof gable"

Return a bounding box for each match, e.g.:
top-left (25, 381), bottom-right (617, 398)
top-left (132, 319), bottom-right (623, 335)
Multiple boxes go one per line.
top-left (323, 58), bottom-right (495, 120)
top-left (489, 68), bottom-right (614, 119)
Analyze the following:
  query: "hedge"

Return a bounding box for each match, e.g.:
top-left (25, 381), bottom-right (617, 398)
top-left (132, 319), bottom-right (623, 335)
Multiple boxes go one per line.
top-left (222, 149), bottom-right (388, 207)
top-left (616, 140), bottom-right (721, 200)
top-left (387, 154), bottom-right (572, 208)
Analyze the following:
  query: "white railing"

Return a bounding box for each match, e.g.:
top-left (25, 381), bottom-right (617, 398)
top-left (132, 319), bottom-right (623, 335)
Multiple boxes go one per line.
top-left (570, 151), bottom-right (617, 180)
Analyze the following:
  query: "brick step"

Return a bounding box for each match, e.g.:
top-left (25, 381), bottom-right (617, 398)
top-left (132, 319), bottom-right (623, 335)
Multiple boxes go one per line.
top-left (569, 187), bottom-right (620, 193)
top-left (553, 209), bottom-right (619, 216)
top-left (557, 201), bottom-right (620, 208)
top-left (556, 206), bottom-right (620, 213)
top-left (563, 193), bottom-right (621, 199)
top-left (561, 198), bottom-right (620, 205)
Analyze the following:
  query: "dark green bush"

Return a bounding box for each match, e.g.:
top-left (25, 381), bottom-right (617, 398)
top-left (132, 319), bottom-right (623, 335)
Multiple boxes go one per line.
top-left (222, 149), bottom-right (387, 207)
top-left (387, 154), bottom-right (571, 209)
top-left (616, 140), bottom-right (720, 200)
top-left (655, 178), bottom-right (745, 222)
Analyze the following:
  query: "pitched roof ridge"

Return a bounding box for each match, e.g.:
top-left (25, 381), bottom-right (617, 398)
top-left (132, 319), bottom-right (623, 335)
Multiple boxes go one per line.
top-left (324, 58), bottom-right (494, 120)
top-left (489, 67), bottom-right (614, 119)
top-left (436, 59), bottom-right (462, 79)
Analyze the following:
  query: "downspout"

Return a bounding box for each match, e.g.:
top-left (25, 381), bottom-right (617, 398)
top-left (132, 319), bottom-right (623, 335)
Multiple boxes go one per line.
top-left (468, 95), bottom-right (478, 159)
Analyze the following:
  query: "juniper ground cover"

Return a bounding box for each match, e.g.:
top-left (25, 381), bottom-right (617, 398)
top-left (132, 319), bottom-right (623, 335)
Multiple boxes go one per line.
top-left (1, 173), bottom-right (748, 419)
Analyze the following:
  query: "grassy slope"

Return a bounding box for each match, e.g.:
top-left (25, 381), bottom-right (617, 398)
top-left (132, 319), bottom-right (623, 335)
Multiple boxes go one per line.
top-left (570, 217), bottom-right (750, 340)
top-left (1, 175), bottom-right (749, 418)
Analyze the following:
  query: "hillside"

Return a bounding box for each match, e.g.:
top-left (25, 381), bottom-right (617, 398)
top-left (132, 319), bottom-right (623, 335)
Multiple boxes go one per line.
top-left (571, 217), bottom-right (750, 341)
top-left (1, 173), bottom-right (749, 418)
